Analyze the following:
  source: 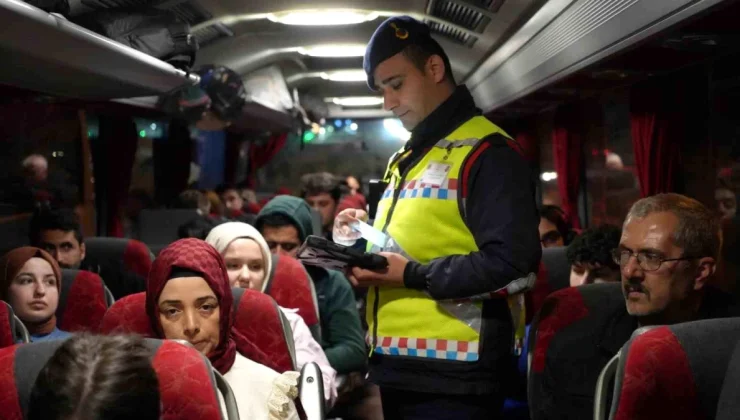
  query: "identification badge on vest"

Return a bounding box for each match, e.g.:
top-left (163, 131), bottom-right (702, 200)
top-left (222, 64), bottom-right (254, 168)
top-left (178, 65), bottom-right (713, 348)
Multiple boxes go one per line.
top-left (420, 162), bottom-right (452, 187)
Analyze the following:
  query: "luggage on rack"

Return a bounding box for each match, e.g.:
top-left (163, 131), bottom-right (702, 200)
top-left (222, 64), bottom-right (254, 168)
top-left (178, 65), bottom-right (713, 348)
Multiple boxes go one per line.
top-left (73, 9), bottom-right (198, 71)
top-left (23, 0), bottom-right (70, 16)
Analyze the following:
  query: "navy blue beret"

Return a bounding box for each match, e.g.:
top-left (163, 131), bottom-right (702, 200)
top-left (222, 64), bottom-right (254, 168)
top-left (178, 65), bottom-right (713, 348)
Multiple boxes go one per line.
top-left (363, 16), bottom-right (449, 89)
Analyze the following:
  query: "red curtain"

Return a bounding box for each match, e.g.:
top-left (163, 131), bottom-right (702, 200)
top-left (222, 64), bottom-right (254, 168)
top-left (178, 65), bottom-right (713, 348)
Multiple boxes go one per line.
top-left (98, 115), bottom-right (138, 237)
top-left (552, 106), bottom-right (584, 229)
top-left (247, 133), bottom-right (288, 188)
top-left (630, 83), bottom-right (682, 197)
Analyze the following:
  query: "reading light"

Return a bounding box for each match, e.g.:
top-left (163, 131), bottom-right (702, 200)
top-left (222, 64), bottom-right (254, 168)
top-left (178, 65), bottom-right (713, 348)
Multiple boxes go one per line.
top-left (298, 45), bottom-right (366, 57)
top-left (268, 9), bottom-right (379, 26)
top-left (330, 97), bottom-right (384, 107)
top-left (320, 70), bottom-right (367, 82)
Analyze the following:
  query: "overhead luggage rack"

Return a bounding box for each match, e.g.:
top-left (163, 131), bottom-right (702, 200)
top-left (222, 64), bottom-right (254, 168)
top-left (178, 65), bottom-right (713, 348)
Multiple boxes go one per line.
top-left (0, 0), bottom-right (198, 99)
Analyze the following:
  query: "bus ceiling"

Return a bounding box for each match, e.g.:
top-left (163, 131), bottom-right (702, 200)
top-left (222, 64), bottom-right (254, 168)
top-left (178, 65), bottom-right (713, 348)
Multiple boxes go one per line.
top-left (0, 0), bottom-right (729, 119)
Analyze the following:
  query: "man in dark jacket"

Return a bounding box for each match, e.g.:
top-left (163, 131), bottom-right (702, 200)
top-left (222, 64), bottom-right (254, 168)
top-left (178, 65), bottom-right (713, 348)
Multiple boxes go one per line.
top-left (254, 195), bottom-right (367, 374)
top-left (337, 16), bottom-right (541, 419)
top-left (534, 193), bottom-right (740, 420)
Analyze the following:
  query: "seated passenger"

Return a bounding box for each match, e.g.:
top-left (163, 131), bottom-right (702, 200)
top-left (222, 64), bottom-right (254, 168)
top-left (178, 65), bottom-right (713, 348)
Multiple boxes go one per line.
top-left (28, 334), bottom-right (160, 420)
top-left (616, 193), bottom-right (739, 326)
top-left (147, 238), bottom-right (299, 420)
top-left (29, 207), bottom-right (145, 299)
top-left (206, 222), bottom-right (338, 406)
top-left (0, 247), bottom-right (71, 342)
top-left (300, 173), bottom-right (341, 241)
top-left (538, 193), bottom-right (740, 420)
top-left (539, 205), bottom-right (574, 248)
top-left (29, 207), bottom-right (85, 269)
top-left (255, 196), bottom-right (367, 375)
top-left (566, 225), bottom-right (621, 287)
top-left (216, 183), bottom-right (256, 224)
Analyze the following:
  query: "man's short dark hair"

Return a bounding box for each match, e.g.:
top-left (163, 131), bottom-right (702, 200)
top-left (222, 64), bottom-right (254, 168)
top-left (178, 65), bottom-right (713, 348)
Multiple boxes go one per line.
top-left (401, 44), bottom-right (456, 86)
top-left (256, 213), bottom-right (300, 235)
top-left (301, 172), bottom-right (341, 203)
top-left (175, 190), bottom-right (208, 210)
top-left (540, 205), bottom-right (574, 245)
top-left (29, 207), bottom-right (83, 246)
top-left (215, 183), bottom-right (238, 196)
top-left (567, 225), bottom-right (622, 269)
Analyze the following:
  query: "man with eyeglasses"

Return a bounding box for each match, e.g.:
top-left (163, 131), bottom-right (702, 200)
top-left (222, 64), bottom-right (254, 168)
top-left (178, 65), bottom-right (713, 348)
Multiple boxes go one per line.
top-left (534, 193), bottom-right (740, 420)
top-left (614, 193), bottom-right (739, 327)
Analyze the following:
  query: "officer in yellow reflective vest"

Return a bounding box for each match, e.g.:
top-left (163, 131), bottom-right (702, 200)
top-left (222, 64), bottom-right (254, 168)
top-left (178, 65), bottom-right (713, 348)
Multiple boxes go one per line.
top-left (338, 16), bottom-right (541, 419)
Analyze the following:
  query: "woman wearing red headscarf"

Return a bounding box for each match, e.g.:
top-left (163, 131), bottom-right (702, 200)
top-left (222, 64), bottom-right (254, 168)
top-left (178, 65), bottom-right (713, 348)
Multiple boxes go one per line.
top-left (0, 247), bottom-right (71, 342)
top-left (146, 238), bottom-right (299, 420)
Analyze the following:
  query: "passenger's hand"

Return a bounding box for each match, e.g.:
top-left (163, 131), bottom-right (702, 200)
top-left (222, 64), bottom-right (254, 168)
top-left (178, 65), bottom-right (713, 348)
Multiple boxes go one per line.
top-left (349, 252), bottom-right (408, 287)
top-left (336, 208), bottom-right (369, 225)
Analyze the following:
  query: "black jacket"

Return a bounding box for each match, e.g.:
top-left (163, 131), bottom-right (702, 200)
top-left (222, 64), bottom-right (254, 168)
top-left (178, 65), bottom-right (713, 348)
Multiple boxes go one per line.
top-left (368, 86), bottom-right (541, 396)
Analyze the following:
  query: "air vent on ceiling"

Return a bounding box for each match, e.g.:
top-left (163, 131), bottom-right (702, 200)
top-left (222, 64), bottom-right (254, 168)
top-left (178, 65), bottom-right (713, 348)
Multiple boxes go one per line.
top-left (427, 21), bottom-right (477, 47)
top-left (431, 0), bottom-right (490, 32)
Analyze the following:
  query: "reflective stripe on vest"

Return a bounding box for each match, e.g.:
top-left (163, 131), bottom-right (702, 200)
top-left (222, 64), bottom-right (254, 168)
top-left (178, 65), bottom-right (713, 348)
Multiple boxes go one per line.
top-left (367, 116), bottom-right (510, 362)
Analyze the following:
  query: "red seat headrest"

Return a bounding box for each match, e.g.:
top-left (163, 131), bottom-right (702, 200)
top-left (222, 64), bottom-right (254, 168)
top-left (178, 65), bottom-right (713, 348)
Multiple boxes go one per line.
top-left (101, 289), bottom-right (296, 374)
top-left (0, 302), bottom-right (17, 349)
top-left (232, 287), bottom-right (296, 373)
top-left (0, 339), bottom-right (223, 420)
top-left (98, 292), bottom-right (153, 336)
top-left (266, 254), bottom-right (320, 327)
top-left (58, 269), bottom-right (109, 332)
top-left (85, 237), bottom-right (153, 279)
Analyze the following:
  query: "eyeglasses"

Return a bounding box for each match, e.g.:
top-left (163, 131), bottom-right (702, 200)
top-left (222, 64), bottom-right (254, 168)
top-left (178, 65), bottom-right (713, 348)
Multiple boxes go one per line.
top-left (610, 249), bottom-right (700, 272)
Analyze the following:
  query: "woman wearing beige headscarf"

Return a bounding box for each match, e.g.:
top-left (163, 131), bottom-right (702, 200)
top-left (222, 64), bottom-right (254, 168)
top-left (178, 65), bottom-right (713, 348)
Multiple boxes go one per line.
top-left (0, 247), bottom-right (71, 342)
top-left (206, 222), bottom-right (338, 406)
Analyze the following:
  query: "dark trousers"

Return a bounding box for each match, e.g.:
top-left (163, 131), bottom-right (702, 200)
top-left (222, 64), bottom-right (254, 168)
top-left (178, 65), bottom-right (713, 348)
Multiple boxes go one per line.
top-left (380, 387), bottom-right (504, 420)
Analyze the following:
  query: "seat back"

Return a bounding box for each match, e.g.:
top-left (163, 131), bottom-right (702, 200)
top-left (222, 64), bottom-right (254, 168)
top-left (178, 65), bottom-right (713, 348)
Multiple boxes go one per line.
top-left (528, 282), bottom-right (630, 420)
top-left (265, 253), bottom-right (321, 341)
top-left (58, 269), bottom-right (111, 332)
top-left (98, 292), bottom-right (152, 336)
top-left (0, 301), bottom-right (29, 348)
top-left (609, 318), bottom-right (740, 420)
top-left (138, 209), bottom-right (201, 247)
top-left (716, 339), bottom-right (740, 420)
top-left (83, 237), bottom-right (152, 300)
top-left (99, 290), bottom-right (297, 374)
top-left (232, 287), bottom-right (297, 373)
top-left (527, 247), bottom-right (571, 323)
top-left (0, 338), bottom-right (226, 420)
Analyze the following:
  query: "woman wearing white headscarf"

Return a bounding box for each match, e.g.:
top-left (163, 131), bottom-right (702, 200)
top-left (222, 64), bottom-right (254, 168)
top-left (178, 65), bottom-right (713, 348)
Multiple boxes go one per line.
top-left (206, 222), bottom-right (338, 406)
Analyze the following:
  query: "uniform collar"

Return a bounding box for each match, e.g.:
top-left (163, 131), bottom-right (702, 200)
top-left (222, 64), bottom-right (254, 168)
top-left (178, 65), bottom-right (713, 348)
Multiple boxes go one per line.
top-left (407, 85), bottom-right (480, 152)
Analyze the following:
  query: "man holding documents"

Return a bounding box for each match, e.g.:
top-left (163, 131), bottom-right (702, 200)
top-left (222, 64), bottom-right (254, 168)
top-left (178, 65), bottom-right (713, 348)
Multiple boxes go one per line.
top-left (335, 15), bottom-right (542, 419)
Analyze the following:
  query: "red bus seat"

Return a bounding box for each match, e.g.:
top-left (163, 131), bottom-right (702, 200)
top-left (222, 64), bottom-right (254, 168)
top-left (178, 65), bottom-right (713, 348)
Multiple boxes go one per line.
top-left (0, 338), bottom-right (225, 420)
top-left (0, 301), bottom-right (28, 348)
top-left (716, 339), bottom-right (740, 419)
top-left (231, 287), bottom-right (297, 373)
top-left (528, 282), bottom-right (631, 420)
top-left (609, 318), bottom-right (740, 420)
top-left (527, 247), bottom-right (571, 323)
top-left (99, 289), bottom-right (296, 373)
top-left (265, 253), bottom-right (321, 342)
top-left (83, 237), bottom-right (153, 300)
top-left (58, 269), bottom-right (111, 332)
